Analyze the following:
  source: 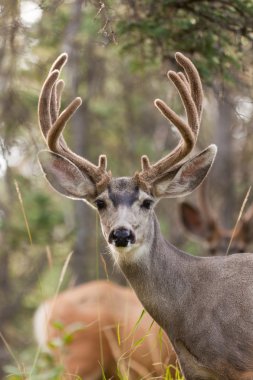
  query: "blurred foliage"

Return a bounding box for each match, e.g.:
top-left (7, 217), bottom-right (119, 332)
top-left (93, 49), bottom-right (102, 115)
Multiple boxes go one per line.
top-left (4, 353), bottom-right (66, 380)
top-left (117, 0), bottom-right (253, 83)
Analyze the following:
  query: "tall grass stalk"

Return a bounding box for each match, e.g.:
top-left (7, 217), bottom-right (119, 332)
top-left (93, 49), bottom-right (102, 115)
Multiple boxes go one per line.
top-left (226, 186), bottom-right (251, 255)
top-left (14, 180), bottom-right (33, 245)
top-left (165, 364), bottom-right (184, 380)
top-left (0, 332), bottom-right (24, 378)
top-left (29, 251), bottom-right (73, 378)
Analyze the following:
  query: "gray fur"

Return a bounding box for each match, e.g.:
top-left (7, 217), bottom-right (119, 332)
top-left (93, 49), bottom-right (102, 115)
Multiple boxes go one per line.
top-left (102, 180), bottom-right (253, 380)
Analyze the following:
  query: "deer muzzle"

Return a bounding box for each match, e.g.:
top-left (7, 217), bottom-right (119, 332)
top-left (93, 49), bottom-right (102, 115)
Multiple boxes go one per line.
top-left (109, 227), bottom-right (136, 247)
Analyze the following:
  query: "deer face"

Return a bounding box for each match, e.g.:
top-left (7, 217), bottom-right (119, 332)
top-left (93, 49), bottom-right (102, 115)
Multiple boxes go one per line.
top-left (39, 146), bottom-right (216, 263)
top-left (93, 177), bottom-right (156, 259)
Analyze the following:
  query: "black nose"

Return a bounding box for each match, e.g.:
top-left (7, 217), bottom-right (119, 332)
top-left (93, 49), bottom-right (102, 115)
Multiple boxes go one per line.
top-left (109, 228), bottom-right (136, 247)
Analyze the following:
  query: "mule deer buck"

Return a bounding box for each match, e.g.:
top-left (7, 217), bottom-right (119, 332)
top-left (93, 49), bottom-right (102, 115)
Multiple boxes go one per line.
top-left (37, 52), bottom-right (253, 380)
top-left (180, 179), bottom-right (253, 256)
top-left (34, 280), bottom-right (175, 379)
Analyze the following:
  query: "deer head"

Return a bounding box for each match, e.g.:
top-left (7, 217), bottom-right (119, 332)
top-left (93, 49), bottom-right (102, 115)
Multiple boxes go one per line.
top-left (180, 180), bottom-right (253, 256)
top-left (38, 52), bottom-right (216, 263)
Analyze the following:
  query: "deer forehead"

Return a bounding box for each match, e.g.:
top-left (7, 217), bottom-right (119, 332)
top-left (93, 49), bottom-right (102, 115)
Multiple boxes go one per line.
top-left (99, 177), bottom-right (152, 207)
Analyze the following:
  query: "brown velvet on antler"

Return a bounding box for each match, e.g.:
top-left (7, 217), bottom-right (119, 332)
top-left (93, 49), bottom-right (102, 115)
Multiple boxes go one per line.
top-left (137, 52), bottom-right (204, 188)
top-left (38, 53), bottom-right (111, 194)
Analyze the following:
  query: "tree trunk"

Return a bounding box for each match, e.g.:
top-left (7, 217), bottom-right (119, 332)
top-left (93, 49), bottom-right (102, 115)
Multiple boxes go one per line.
top-left (213, 85), bottom-right (236, 227)
top-left (62, 0), bottom-right (106, 283)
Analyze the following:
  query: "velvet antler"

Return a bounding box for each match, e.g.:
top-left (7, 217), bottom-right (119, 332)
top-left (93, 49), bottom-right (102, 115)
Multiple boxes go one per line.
top-left (137, 52), bottom-right (204, 186)
top-left (38, 53), bottom-right (111, 192)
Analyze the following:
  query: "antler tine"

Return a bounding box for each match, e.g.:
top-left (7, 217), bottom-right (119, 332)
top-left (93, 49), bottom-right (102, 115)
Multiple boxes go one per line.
top-left (47, 96), bottom-right (82, 152)
top-left (38, 69), bottom-right (60, 141)
top-left (177, 71), bottom-right (190, 91)
top-left (38, 53), bottom-right (68, 140)
top-left (175, 52), bottom-right (203, 121)
top-left (49, 54), bottom-right (67, 124)
top-left (50, 53), bottom-right (68, 73)
top-left (38, 53), bottom-right (111, 192)
top-left (138, 52), bottom-right (202, 185)
top-left (50, 80), bottom-right (64, 124)
top-left (55, 80), bottom-right (64, 115)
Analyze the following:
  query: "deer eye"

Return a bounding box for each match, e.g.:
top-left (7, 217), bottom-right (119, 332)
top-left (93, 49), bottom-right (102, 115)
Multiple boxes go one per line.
top-left (95, 199), bottom-right (107, 211)
top-left (141, 199), bottom-right (153, 210)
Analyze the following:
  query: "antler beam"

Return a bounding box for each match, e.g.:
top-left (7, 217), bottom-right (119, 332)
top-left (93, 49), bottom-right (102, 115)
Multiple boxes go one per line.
top-left (38, 53), bottom-right (111, 192)
top-left (137, 52), bottom-right (204, 186)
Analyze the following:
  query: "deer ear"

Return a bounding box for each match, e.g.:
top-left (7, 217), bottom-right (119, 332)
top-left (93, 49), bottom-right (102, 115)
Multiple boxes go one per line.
top-left (38, 150), bottom-right (96, 201)
top-left (153, 145), bottom-right (217, 198)
top-left (180, 202), bottom-right (206, 238)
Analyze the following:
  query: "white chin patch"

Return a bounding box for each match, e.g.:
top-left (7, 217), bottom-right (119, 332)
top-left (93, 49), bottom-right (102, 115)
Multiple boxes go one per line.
top-left (109, 242), bottom-right (147, 263)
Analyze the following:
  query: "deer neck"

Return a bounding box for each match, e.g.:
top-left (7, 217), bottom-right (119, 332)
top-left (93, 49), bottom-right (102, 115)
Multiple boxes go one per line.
top-left (113, 213), bottom-right (198, 341)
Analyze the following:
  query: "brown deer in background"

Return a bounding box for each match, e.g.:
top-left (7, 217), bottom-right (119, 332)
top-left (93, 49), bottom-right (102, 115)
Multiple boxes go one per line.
top-left (37, 52), bottom-right (253, 380)
top-left (180, 179), bottom-right (253, 256)
top-left (34, 280), bottom-right (175, 379)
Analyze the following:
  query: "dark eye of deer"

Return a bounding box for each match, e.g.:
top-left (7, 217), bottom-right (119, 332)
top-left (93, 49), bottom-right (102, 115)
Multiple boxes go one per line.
top-left (141, 199), bottom-right (153, 210)
top-left (95, 199), bottom-right (106, 210)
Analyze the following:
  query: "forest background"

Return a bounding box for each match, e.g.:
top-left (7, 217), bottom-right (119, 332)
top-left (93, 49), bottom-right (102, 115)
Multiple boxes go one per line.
top-left (0, 0), bottom-right (253, 378)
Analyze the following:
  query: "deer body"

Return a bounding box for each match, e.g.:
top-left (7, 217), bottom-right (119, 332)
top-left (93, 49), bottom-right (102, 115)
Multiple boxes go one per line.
top-left (37, 52), bottom-right (253, 379)
top-left (97, 180), bottom-right (253, 380)
top-left (124, 243), bottom-right (253, 379)
top-left (34, 280), bottom-right (174, 379)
